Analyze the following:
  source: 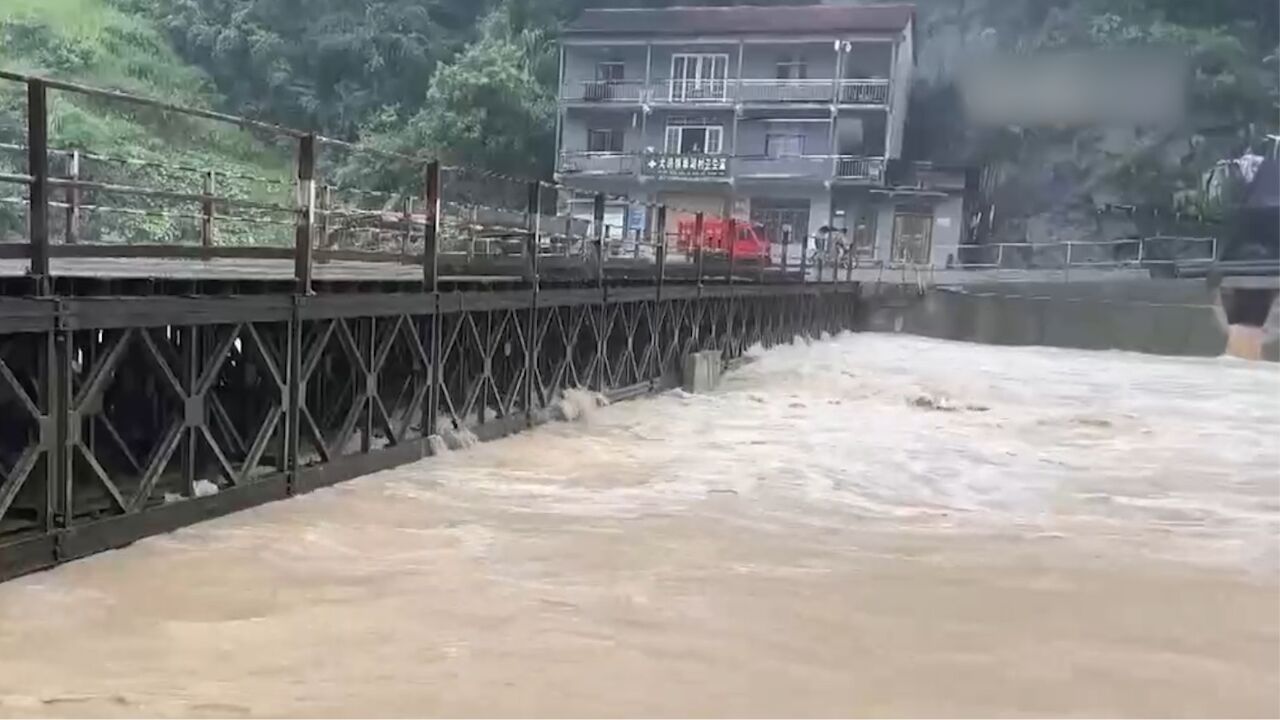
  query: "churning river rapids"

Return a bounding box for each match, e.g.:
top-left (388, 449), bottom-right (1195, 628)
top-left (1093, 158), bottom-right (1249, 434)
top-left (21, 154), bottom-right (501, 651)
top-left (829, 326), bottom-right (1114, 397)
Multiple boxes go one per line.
top-left (0, 333), bottom-right (1276, 717)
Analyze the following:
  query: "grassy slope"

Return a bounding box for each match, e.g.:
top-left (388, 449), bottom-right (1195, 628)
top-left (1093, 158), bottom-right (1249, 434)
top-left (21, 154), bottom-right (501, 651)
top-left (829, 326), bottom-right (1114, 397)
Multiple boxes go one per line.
top-left (0, 0), bottom-right (292, 244)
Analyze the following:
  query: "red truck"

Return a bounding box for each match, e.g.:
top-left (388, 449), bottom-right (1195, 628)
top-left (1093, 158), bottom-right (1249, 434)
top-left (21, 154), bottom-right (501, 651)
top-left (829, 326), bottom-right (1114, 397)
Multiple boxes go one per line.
top-left (675, 217), bottom-right (770, 263)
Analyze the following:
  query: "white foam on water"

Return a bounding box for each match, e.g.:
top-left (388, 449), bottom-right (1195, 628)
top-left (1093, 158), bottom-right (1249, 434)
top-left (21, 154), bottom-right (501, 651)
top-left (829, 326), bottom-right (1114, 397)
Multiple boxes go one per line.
top-left (408, 333), bottom-right (1278, 572)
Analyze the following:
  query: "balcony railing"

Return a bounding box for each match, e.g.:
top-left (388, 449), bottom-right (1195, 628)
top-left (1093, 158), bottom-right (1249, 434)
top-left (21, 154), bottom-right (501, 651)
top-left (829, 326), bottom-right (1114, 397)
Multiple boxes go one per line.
top-left (557, 152), bottom-right (636, 176)
top-left (561, 79), bottom-right (646, 103)
top-left (559, 77), bottom-right (892, 106)
top-left (835, 156), bottom-right (885, 181)
top-left (838, 79), bottom-right (890, 105)
top-left (734, 155), bottom-right (834, 179)
top-left (737, 79), bottom-right (834, 104)
top-left (650, 78), bottom-right (732, 104)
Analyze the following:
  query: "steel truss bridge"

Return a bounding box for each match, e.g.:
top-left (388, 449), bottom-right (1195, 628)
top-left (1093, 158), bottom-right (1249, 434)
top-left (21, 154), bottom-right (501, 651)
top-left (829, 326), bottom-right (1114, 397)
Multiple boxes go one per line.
top-left (0, 72), bottom-right (859, 581)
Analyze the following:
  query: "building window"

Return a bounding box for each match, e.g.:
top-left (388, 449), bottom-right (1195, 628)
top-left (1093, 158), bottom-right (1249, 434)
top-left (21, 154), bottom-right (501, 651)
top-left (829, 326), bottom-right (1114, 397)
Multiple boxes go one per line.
top-left (587, 128), bottom-right (624, 153)
top-left (765, 133), bottom-right (804, 158)
top-left (596, 62), bottom-right (625, 82)
top-left (776, 57), bottom-right (808, 80)
top-left (670, 54), bottom-right (729, 102)
top-left (891, 206), bottom-right (934, 264)
top-left (664, 125), bottom-right (723, 155)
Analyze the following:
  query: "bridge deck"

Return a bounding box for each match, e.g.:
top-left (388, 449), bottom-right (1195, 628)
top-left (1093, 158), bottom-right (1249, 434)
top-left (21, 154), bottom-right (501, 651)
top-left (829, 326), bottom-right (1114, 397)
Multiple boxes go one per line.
top-left (0, 255), bottom-right (1169, 290)
top-left (0, 252), bottom-right (802, 290)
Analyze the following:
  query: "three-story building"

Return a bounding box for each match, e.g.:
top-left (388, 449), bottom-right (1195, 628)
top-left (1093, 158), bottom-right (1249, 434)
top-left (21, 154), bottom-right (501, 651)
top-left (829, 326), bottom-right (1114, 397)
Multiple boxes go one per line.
top-left (555, 3), bottom-right (923, 258)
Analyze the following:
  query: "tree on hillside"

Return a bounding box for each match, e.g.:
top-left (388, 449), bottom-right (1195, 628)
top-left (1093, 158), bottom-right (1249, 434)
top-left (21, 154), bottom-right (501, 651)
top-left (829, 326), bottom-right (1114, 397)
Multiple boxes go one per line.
top-left (146, 0), bottom-right (487, 138)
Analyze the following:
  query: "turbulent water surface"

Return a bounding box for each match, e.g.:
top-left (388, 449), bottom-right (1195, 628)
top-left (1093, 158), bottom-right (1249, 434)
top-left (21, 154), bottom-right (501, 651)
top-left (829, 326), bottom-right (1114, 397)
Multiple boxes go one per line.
top-left (0, 334), bottom-right (1277, 717)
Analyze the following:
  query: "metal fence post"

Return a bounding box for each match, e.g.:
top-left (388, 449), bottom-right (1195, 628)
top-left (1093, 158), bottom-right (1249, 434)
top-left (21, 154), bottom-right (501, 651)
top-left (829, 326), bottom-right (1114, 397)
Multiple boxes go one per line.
top-left (27, 79), bottom-right (50, 294)
top-left (781, 227), bottom-right (790, 273)
top-left (200, 169), bottom-right (215, 250)
top-left (799, 231), bottom-right (809, 285)
top-left (294, 133), bottom-right (316, 295)
top-left (694, 211), bottom-right (706, 292)
top-left (317, 184), bottom-right (331, 263)
top-left (727, 216), bottom-right (737, 286)
top-left (401, 196), bottom-right (415, 260)
top-left (65, 150), bottom-right (80, 245)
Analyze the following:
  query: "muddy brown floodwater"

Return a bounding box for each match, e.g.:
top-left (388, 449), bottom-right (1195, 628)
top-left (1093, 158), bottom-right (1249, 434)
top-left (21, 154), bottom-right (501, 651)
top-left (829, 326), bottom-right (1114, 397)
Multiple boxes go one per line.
top-left (0, 334), bottom-right (1277, 718)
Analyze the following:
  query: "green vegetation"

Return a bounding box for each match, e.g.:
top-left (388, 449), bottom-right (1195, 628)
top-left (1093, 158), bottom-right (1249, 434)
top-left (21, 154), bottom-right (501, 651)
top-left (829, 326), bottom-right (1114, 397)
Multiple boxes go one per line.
top-left (0, 0), bottom-right (292, 244)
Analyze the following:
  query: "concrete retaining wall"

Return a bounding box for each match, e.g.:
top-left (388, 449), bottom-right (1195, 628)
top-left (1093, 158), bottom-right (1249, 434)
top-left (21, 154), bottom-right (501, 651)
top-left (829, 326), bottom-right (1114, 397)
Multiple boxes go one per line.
top-left (859, 280), bottom-right (1279, 358)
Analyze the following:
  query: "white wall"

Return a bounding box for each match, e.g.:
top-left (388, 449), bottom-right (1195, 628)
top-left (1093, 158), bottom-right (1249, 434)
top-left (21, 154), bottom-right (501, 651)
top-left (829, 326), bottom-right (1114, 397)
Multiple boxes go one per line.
top-left (739, 41), bottom-right (839, 80)
top-left (886, 18), bottom-right (914, 159)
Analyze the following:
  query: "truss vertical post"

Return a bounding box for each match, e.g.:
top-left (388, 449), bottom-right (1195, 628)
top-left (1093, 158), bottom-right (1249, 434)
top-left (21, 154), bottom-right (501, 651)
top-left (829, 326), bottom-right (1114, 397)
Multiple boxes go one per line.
top-left (362, 317), bottom-right (373, 454)
top-left (653, 204), bottom-right (667, 387)
top-left (27, 79), bottom-right (50, 295)
top-left (38, 326), bottom-right (59, 535)
top-left (592, 193), bottom-right (606, 393)
top-left (181, 326), bottom-right (198, 497)
top-left (50, 314), bottom-right (72, 539)
top-left (294, 133), bottom-right (316, 296)
top-left (525, 180), bottom-right (542, 422)
top-left (423, 161), bottom-right (442, 440)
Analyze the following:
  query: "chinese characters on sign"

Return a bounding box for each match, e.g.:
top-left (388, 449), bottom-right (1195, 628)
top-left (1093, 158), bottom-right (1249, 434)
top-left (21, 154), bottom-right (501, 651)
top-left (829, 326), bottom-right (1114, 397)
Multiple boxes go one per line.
top-left (643, 153), bottom-right (728, 178)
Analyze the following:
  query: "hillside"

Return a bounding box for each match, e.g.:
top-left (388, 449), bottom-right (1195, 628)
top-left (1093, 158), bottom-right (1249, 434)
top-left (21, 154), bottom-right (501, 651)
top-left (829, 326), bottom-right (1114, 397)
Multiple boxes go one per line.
top-left (0, 0), bottom-right (292, 244)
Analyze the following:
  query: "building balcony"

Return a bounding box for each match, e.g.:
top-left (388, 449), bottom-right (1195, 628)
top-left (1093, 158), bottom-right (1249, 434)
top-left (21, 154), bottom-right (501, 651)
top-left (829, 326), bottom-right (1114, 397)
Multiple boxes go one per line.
top-left (560, 79), bottom-right (647, 104)
top-left (737, 79), bottom-right (834, 104)
top-left (557, 152), bottom-right (886, 184)
top-left (646, 78), bottom-right (734, 105)
top-left (557, 152), bottom-right (637, 177)
top-left (734, 155), bottom-right (834, 180)
top-left (838, 79), bottom-right (890, 105)
top-left (558, 78), bottom-right (891, 107)
top-left (835, 155), bottom-right (885, 182)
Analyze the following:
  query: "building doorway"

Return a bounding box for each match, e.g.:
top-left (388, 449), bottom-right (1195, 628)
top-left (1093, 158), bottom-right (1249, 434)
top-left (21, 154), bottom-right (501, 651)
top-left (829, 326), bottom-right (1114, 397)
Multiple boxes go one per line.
top-left (891, 205), bottom-right (934, 264)
top-left (751, 198), bottom-right (810, 261)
